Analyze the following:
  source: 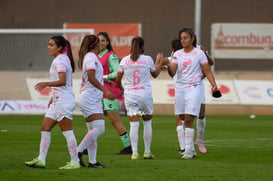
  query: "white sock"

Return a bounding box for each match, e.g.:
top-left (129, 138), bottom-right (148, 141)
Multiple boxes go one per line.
top-left (185, 128), bottom-right (195, 153)
top-left (38, 131), bottom-right (51, 162)
top-left (176, 125), bottom-right (185, 150)
top-left (87, 139), bottom-right (97, 164)
top-left (85, 121), bottom-right (97, 164)
top-left (196, 117), bottom-right (206, 141)
top-left (63, 130), bottom-right (78, 165)
top-left (130, 121), bottom-right (139, 155)
top-left (78, 120), bottom-right (105, 153)
top-left (143, 120), bottom-right (152, 154)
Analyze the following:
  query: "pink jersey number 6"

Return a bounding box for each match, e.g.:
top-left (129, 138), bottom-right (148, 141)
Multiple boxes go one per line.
top-left (133, 69), bottom-right (140, 86)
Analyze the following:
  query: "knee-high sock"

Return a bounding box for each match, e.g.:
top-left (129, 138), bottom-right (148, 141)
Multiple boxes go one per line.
top-left (88, 120), bottom-right (104, 164)
top-left (78, 120), bottom-right (105, 164)
top-left (196, 117), bottom-right (206, 141)
top-left (143, 120), bottom-right (152, 154)
top-left (176, 125), bottom-right (185, 150)
top-left (63, 130), bottom-right (78, 165)
top-left (38, 131), bottom-right (51, 162)
top-left (185, 128), bottom-right (195, 153)
top-left (130, 121), bottom-right (139, 155)
top-left (87, 139), bottom-right (97, 164)
top-left (86, 121), bottom-right (97, 164)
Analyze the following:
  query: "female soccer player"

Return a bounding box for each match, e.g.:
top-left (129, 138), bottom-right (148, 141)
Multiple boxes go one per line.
top-left (167, 28), bottom-right (219, 159)
top-left (168, 38), bottom-right (214, 154)
top-left (116, 37), bottom-right (164, 160)
top-left (25, 35), bottom-right (80, 169)
top-left (97, 32), bottom-right (132, 154)
top-left (77, 34), bottom-right (114, 168)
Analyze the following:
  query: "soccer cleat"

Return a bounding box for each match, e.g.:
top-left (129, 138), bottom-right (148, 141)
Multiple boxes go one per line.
top-left (78, 152), bottom-right (86, 167)
top-left (195, 141), bottom-right (207, 153)
top-left (131, 154), bottom-right (139, 160)
top-left (182, 151), bottom-right (197, 160)
top-left (59, 162), bottom-right (80, 169)
top-left (177, 149), bottom-right (185, 155)
top-left (82, 149), bottom-right (88, 155)
top-left (88, 162), bottom-right (105, 168)
top-left (118, 146), bottom-right (133, 155)
top-left (143, 153), bottom-right (155, 159)
top-left (25, 158), bottom-right (45, 169)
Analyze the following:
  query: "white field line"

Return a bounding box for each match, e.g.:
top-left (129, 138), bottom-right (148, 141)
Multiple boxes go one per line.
top-left (203, 138), bottom-right (273, 147)
top-left (205, 137), bottom-right (273, 143)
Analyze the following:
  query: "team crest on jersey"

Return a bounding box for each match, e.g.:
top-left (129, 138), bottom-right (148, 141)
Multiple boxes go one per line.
top-left (183, 59), bottom-right (192, 66)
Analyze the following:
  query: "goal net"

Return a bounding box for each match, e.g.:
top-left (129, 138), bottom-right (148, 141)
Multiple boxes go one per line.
top-left (0, 29), bottom-right (94, 71)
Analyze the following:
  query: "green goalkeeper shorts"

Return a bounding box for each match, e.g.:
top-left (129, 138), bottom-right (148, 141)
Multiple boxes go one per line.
top-left (102, 99), bottom-right (120, 111)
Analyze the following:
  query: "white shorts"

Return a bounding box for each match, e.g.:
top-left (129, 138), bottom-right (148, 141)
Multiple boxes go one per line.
top-left (124, 93), bottom-right (153, 116)
top-left (45, 95), bottom-right (75, 121)
top-left (79, 92), bottom-right (103, 118)
top-left (200, 80), bottom-right (206, 104)
top-left (174, 85), bottom-right (202, 117)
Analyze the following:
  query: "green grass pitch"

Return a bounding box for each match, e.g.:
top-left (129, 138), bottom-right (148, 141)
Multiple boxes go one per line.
top-left (0, 114), bottom-right (272, 181)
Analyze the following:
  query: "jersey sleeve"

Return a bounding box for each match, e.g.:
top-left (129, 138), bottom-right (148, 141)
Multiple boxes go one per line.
top-left (148, 56), bottom-right (155, 72)
top-left (107, 53), bottom-right (119, 79)
top-left (199, 51), bottom-right (208, 65)
top-left (118, 58), bottom-right (125, 73)
top-left (55, 56), bottom-right (67, 73)
top-left (172, 51), bottom-right (179, 64)
top-left (85, 54), bottom-right (97, 71)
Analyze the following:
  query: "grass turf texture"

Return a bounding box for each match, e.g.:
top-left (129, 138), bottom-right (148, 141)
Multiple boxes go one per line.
top-left (0, 115), bottom-right (272, 181)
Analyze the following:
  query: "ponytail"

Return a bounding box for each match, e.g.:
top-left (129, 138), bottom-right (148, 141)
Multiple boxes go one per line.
top-left (78, 35), bottom-right (99, 70)
top-left (64, 40), bottom-right (75, 72)
top-left (130, 37), bottom-right (144, 61)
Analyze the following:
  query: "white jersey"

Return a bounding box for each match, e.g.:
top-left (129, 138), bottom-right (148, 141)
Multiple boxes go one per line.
top-left (49, 54), bottom-right (74, 98)
top-left (196, 44), bottom-right (207, 104)
top-left (118, 54), bottom-right (155, 96)
top-left (172, 47), bottom-right (208, 90)
top-left (80, 52), bottom-right (104, 98)
top-left (47, 53), bottom-right (75, 121)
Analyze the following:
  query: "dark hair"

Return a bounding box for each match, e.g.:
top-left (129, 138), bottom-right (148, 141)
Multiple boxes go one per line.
top-left (178, 27), bottom-right (196, 47)
top-left (193, 34), bottom-right (197, 48)
top-left (97, 32), bottom-right (113, 51)
top-left (78, 34), bottom-right (99, 70)
top-left (130, 36), bottom-right (144, 61)
top-left (51, 35), bottom-right (75, 72)
top-left (171, 38), bottom-right (182, 51)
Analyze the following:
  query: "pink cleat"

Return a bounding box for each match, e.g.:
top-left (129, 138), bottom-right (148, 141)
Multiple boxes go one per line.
top-left (195, 141), bottom-right (207, 153)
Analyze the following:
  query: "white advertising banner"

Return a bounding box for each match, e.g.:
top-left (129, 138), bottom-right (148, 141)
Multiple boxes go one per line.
top-left (204, 79), bottom-right (239, 104)
top-left (151, 79), bottom-right (239, 105)
top-left (0, 100), bottom-right (48, 114)
top-left (26, 78), bottom-right (273, 106)
top-left (26, 78), bottom-right (82, 103)
top-left (26, 78), bottom-right (51, 101)
top-left (151, 80), bottom-right (175, 104)
top-left (234, 80), bottom-right (273, 105)
top-left (211, 23), bottom-right (273, 59)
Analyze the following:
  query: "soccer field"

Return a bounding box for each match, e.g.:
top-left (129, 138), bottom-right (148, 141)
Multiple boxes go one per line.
top-left (0, 114), bottom-right (272, 181)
